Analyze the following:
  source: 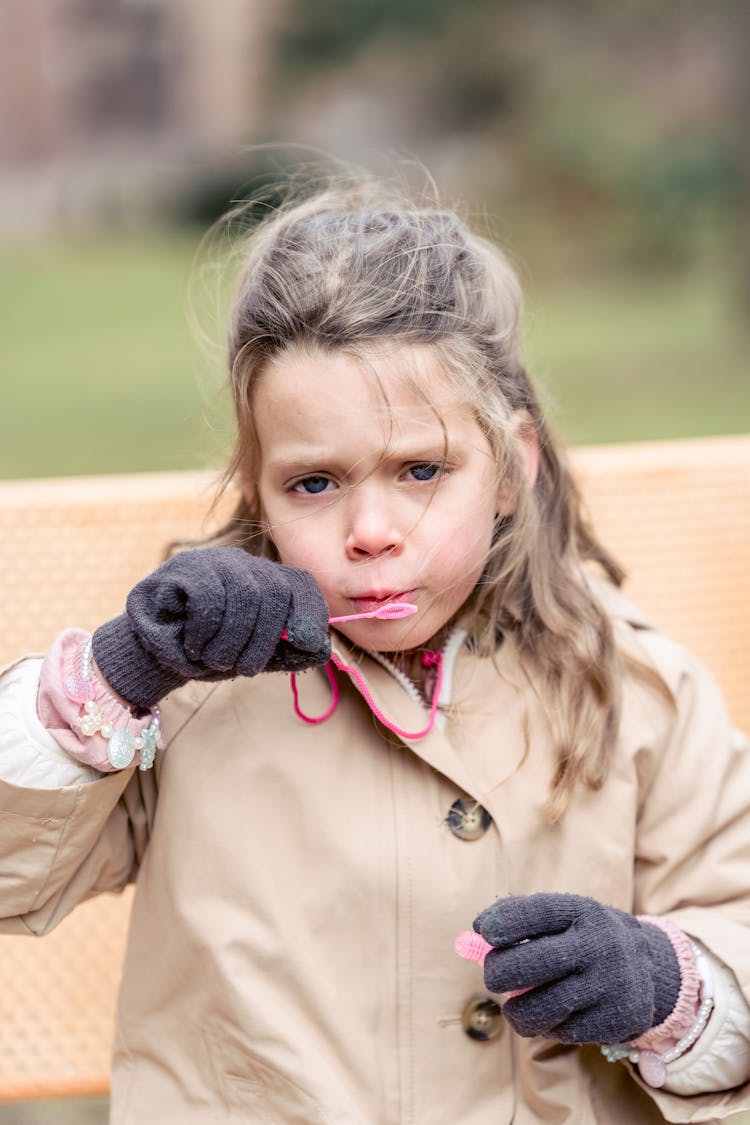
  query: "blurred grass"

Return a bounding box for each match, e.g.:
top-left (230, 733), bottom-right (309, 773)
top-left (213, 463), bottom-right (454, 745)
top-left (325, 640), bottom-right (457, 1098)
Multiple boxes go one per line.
top-left (525, 265), bottom-right (750, 445)
top-left (0, 229), bottom-right (231, 480)
top-left (0, 1098), bottom-right (107, 1123)
top-left (1, 229), bottom-right (748, 481)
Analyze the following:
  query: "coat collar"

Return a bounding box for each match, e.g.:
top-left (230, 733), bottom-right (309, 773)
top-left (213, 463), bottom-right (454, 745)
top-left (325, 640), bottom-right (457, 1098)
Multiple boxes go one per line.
top-left (324, 576), bottom-right (648, 813)
top-left (326, 628), bottom-right (528, 808)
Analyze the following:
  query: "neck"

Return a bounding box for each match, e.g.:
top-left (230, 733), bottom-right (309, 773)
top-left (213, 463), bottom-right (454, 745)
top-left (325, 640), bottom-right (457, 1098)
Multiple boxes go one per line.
top-left (381, 627), bottom-right (453, 702)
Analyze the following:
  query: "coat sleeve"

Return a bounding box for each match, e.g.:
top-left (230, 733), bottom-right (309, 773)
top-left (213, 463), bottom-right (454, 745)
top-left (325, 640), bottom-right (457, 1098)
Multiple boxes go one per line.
top-left (0, 656), bottom-right (157, 937)
top-left (661, 948), bottom-right (750, 1095)
top-left (0, 657), bottom-right (99, 788)
top-left (627, 627), bottom-right (750, 1119)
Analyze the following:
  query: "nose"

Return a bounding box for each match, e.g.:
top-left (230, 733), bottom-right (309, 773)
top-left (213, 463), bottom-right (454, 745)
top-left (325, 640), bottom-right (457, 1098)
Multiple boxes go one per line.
top-left (344, 484), bottom-right (404, 561)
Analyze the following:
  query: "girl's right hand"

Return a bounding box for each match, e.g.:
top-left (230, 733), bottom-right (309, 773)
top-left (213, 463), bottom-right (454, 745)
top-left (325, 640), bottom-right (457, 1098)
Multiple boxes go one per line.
top-left (472, 893), bottom-right (683, 1046)
top-left (91, 548), bottom-right (331, 709)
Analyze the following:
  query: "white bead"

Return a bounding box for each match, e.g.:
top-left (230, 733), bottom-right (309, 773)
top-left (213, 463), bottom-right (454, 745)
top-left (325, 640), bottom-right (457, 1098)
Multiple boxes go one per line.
top-left (100, 723), bottom-right (113, 739)
top-left (84, 700), bottom-right (98, 714)
top-left (107, 730), bottom-right (136, 769)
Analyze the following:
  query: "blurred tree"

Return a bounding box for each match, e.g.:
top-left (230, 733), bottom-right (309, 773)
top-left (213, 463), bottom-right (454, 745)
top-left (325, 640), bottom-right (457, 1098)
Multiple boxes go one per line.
top-left (278, 0), bottom-right (482, 69)
top-left (270, 0), bottom-right (745, 275)
top-left (728, 2), bottom-right (750, 317)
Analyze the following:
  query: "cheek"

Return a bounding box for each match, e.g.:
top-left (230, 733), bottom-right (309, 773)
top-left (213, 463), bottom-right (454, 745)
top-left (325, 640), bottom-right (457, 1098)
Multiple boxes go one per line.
top-left (272, 526), bottom-right (315, 567)
top-left (270, 522), bottom-right (335, 588)
top-left (427, 502), bottom-right (495, 625)
top-left (441, 497), bottom-right (496, 560)
top-left (425, 506), bottom-right (495, 595)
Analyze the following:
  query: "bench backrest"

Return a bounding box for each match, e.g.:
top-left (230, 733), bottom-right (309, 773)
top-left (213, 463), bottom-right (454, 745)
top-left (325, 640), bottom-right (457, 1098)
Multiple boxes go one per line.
top-left (0, 434), bottom-right (748, 1101)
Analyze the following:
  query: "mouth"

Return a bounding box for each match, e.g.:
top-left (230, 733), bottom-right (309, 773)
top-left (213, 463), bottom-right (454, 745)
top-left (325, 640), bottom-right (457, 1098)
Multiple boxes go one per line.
top-left (349, 590), bottom-right (415, 613)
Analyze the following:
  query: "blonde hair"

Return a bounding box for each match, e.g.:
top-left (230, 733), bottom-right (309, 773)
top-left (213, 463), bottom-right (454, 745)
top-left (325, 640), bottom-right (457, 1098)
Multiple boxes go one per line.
top-left (207, 172), bottom-right (629, 822)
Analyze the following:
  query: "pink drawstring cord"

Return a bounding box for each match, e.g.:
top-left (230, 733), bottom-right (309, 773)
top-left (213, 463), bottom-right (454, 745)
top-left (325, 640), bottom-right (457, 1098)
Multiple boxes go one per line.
top-left (291, 650), bottom-right (443, 739)
top-left (332, 648), bottom-right (442, 739)
top-left (287, 601), bottom-right (444, 740)
top-left (290, 660), bottom-right (339, 725)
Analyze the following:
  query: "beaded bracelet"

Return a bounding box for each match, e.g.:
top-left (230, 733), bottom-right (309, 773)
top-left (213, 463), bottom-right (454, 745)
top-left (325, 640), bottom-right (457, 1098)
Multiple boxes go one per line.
top-left (64, 638), bottom-right (161, 771)
top-left (600, 942), bottom-right (714, 1088)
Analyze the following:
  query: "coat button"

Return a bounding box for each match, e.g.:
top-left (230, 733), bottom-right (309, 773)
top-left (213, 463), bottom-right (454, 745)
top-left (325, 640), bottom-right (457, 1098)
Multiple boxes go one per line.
top-left (462, 995), bottom-right (504, 1041)
top-left (447, 797), bottom-right (492, 841)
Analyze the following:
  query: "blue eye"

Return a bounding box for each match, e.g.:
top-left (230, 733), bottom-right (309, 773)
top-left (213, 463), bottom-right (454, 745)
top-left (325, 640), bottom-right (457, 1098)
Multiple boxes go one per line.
top-left (408, 463), bottom-right (440, 482)
top-left (293, 475), bottom-right (331, 494)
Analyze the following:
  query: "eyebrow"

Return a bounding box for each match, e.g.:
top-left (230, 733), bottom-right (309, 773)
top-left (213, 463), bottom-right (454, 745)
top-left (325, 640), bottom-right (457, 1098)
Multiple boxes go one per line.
top-left (265, 442), bottom-right (453, 475)
top-left (264, 449), bottom-right (340, 476)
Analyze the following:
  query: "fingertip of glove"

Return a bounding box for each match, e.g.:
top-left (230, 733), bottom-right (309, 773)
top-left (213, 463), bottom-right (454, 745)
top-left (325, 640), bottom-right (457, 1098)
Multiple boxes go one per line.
top-left (286, 615), bottom-right (329, 653)
top-left (303, 634), bottom-right (332, 667)
top-left (472, 910), bottom-right (498, 943)
top-left (472, 900), bottom-right (517, 947)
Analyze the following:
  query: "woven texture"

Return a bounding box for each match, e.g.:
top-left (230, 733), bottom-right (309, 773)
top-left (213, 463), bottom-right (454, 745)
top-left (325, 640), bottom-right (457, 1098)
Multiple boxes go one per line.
top-left (0, 470), bottom-right (234, 1103)
top-left (0, 893), bottom-right (132, 1101)
top-left (572, 435), bottom-right (750, 732)
top-left (0, 435), bottom-right (747, 1101)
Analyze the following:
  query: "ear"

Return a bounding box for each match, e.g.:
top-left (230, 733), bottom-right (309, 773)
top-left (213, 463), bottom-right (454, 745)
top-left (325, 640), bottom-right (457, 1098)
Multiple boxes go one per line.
top-left (496, 411), bottom-right (540, 516)
top-left (516, 411), bottom-right (540, 489)
top-left (238, 467), bottom-right (256, 510)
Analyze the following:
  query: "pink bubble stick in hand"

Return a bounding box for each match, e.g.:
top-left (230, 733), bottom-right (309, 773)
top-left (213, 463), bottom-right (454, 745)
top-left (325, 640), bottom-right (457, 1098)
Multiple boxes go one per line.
top-left (454, 930), bottom-right (532, 997)
top-left (454, 930), bottom-right (494, 964)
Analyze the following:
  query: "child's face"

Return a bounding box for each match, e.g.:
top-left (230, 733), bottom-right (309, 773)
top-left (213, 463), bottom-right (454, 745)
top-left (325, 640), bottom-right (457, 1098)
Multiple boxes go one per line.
top-left (252, 345), bottom-right (506, 652)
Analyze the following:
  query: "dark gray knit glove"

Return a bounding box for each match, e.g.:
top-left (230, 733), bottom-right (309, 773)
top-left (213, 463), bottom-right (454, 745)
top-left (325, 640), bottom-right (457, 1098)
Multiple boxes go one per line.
top-left (92, 548), bottom-right (331, 709)
top-left (473, 893), bottom-right (681, 1045)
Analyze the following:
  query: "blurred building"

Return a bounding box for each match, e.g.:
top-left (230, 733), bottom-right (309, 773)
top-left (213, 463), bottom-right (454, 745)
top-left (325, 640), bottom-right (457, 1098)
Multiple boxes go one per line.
top-left (0, 0), bottom-right (278, 234)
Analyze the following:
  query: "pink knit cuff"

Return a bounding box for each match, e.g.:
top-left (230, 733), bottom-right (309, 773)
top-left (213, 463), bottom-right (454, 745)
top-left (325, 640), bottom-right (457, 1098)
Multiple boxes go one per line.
top-left (37, 628), bottom-right (164, 773)
top-left (633, 916), bottom-right (702, 1051)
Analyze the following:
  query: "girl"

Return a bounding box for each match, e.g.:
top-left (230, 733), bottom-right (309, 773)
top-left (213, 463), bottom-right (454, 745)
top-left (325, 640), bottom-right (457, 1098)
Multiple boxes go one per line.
top-left (1, 176), bottom-right (750, 1124)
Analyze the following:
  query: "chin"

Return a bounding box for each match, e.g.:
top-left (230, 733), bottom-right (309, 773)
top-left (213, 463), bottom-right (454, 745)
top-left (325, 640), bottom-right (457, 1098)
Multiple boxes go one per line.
top-left (334, 621), bottom-right (437, 654)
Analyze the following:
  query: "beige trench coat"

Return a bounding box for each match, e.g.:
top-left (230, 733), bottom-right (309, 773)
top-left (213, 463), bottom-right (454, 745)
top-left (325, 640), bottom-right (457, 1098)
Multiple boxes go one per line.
top-left (1, 583), bottom-right (750, 1124)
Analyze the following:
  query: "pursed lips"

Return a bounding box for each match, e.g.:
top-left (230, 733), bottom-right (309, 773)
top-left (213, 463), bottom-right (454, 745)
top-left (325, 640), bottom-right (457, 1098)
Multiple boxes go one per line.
top-left (348, 589), bottom-right (414, 608)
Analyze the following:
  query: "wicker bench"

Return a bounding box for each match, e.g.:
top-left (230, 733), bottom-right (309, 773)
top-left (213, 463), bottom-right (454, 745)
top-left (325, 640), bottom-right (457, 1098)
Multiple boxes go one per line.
top-left (0, 434), bottom-right (748, 1103)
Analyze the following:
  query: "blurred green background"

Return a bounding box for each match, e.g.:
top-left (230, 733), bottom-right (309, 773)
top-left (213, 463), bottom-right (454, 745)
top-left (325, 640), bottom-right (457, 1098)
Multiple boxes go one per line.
top-left (1, 0), bottom-right (747, 482)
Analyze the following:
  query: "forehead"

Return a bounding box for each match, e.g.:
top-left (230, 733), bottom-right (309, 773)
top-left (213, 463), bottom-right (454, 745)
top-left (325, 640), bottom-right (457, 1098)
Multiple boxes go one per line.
top-left (253, 344), bottom-right (479, 456)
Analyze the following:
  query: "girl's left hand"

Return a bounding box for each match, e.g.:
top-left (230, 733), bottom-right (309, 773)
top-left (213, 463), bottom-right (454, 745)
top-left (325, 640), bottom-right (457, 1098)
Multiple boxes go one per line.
top-left (473, 893), bottom-right (681, 1045)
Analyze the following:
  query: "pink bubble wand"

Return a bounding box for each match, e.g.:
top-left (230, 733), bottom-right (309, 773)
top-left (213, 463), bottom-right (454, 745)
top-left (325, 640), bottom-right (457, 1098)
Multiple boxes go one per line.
top-left (328, 601), bottom-right (417, 624)
top-left (282, 601), bottom-right (417, 640)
